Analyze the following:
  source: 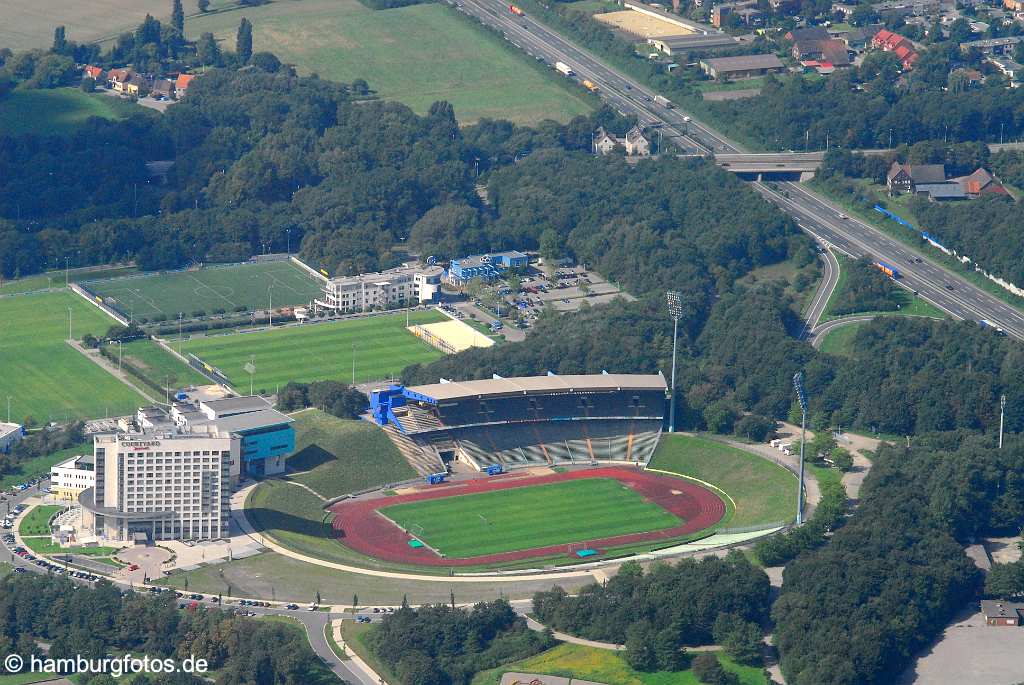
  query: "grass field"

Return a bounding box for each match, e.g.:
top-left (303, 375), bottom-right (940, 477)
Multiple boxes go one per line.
top-left (0, 89), bottom-right (142, 136)
top-left (0, 443), bottom-right (90, 490)
top-left (648, 434), bottom-right (796, 528)
top-left (18, 505), bottom-right (62, 537)
top-left (0, 264), bottom-right (136, 297)
top-left (3, 0), bottom-right (167, 50)
top-left (820, 254), bottom-right (946, 322)
top-left (818, 323), bottom-right (863, 357)
top-left (85, 261), bottom-right (323, 321)
top-left (379, 478), bottom-right (682, 558)
top-left (118, 339), bottom-right (209, 387)
top-left (471, 643), bottom-right (767, 685)
top-left (183, 0), bottom-right (593, 124)
top-left (180, 310), bottom-right (446, 390)
top-left (0, 292), bottom-right (146, 423)
top-left (287, 410), bottom-right (415, 498)
top-left (21, 537), bottom-right (119, 556)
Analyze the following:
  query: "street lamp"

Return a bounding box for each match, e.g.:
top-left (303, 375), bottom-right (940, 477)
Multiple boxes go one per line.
top-left (999, 394), bottom-right (1007, 449)
top-left (666, 291), bottom-right (683, 433)
top-left (793, 371), bottom-right (808, 525)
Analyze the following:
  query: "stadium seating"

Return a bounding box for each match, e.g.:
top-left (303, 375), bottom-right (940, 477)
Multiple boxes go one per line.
top-left (381, 425), bottom-right (444, 476)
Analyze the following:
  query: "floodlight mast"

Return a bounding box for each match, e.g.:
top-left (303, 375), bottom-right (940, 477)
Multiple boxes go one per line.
top-left (667, 291), bottom-right (683, 433)
top-left (793, 371), bottom-right (808, 525)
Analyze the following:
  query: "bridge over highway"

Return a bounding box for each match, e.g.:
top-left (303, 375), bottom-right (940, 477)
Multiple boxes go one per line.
top-left (714, 152), bottom-right (825, 174)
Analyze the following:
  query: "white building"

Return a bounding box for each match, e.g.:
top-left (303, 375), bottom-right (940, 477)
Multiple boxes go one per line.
top-left (50, 455), bottom-right (95, 502)
top-left (312, 262), bottom-right (443, 316)
top-left (0, 423), bottom-right (24, 454)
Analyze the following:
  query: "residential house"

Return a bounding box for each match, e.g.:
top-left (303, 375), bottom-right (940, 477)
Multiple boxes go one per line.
top-left (873, 29), bottom-right (919, 69)
top-left (175, 73), bottom-right (196, 97)
top-left (107, 68), bottom-right (132, 93)
top-left (593, 127), bottom-right (619, 155)
top-left (124, 73), bottom-right (150, 97)
top-left (700, 54), bottom-right (786, 79)
top-left (1006, 0), bottom-right (1024, 10)
top-left (887, 162), bottom-right (967, 200)
top-left (83, 65), bottom-right (104, 81)
top-left (712, 0), bottom-right (762, 26)
top-left (989, 56), bottom-right (1023, 84)
top-left (872, 0), bottom-right (940, 18)
top-left (830, 27), bottom-right (869, 51)
top-left (151, 78), bottom-right (175, 99)
top-left (624, 125), bottom-right (651, 156)
top-left (956, 168), bottom-right (1008, 197)
top-left (791, 37), bottom-right (852, 66)
top-left (785, 26), bottom-right (831, 44)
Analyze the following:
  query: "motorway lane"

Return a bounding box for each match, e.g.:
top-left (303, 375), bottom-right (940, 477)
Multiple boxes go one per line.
top-left (800, 245), bottom-right (840, 338)
top-left (454, 0), bottom-right (1024, 338)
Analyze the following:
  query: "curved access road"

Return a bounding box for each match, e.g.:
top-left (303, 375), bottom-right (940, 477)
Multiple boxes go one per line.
top-left (809, 315), bottom-right (876, 350)
top-left (800, 245), bottom-right (841, 339)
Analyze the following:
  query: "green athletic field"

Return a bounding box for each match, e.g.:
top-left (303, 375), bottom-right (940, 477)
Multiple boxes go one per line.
top-left (379, 478), bottom-right (681, 558)
top-left (83, 261), bottom-right (323, 321)
top-left (0, 292), bottom-right (146, 423)
top-left (180, 310), bottom-right (446, 392)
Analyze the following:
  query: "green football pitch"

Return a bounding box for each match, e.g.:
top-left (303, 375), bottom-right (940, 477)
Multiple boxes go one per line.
top-left (84, 261), bottom-right (323, 321)
top-left (0, 292), bottom-right (146, 422)
top-left (180, 310), bottom-right (446, 392)
top-left (378, 479), bottom-right (681, 558)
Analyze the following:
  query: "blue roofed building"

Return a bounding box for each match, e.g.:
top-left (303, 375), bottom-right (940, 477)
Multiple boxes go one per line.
top-left (444, 250), bottom-right (529, 286)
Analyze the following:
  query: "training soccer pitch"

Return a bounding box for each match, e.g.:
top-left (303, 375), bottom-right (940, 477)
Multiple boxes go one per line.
top-left (180, 310), bottom-right (446, 391)
top-left (378, 478), bottom-right (682, 558)
top-left (0, 292), bottom-right (145, 423)
top-left (84, 261), bottom-right (323, 321)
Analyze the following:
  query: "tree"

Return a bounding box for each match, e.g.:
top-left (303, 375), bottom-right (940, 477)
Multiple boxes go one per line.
top-left (195, 32), bottom-right (221, 66)
top-left (198, 0), bottom-right (210, 11)
top-left (236, 17), bottom-right (253, 63)
top-left (691, 653), bottom-right (739, 685)
top-left (52, 26), bottom-right (67, 53)
top-left (830, 447), bottom-right (853, 471)
top-left (985, 561), bottom-right (1024, 599)
top-left (250, 51), bottom-right (282, 73)
top-left (654, 627), bottom-right (686, 671)
top-left (624, 622), bottom-right (658, 671)
top-left (171, 0), bottom-right (185, 33)
top-left (948, 17), bottom-right (973, 44)
top-left (713, 614), bottom-right (763, 666)
top-left (81, 76), bottom-right (95, 93)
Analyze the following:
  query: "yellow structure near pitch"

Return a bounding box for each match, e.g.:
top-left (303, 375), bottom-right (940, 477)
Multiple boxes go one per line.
top-left (407, 319), bottom-right (496, 354)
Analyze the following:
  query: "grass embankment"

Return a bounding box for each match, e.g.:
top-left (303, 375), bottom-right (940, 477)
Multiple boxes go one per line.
top-left (820, 254), bottom-right (946, 322)
top-left (184, 0), bottom-right (593, 125)
top-left (0, 265), bottom-right (136, 296)
top-left (181, 311), bottom-right (445, 390)
top-left (0, 88), bottom-right (142, 136)
top-left (17, 505), bottom-right (62, 536)
top-left (380, 478), bottom-right (681, 558)
top-left (287, 410), bottom-right (415, 498)
top-left (648, 434), bottom-right (796, 528)
top-left (475, 643), bottom-right (768, 685)
top-left (0, 291), bottom-right (146, 423)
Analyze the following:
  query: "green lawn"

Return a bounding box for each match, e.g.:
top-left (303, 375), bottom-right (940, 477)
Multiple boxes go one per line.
top-left (0, 442), bottom-right (90, 490)
top-left (380, 478), bottom-right (681, 558)
top-left (21, 537), bottom-right (119, 556)
top-left (473, 643), bottom-right (766, 685)
top-left (118, 339), bottom-right (209, 388)
top-left (183, 0), bottom-right (593, 125)
top-left (180, 311), bottom-right (446, 391)
top-left (0, 292), bottom-right (146, 423)
top-left (0, 671), bottom-right (62, 685)
top-left (287, 410), bottom-right (415, 498)
top-left (84, 260), bottom-right (323, 321)
top-left (0, 265), bottom-right (136, 296)
top-left (18, 505), bottom-right (62, 537)
top-left (0, 88), bottom-right (142, 136)
top-left (648, 434), bottom-right (796, 528)
top-left (818, 323), bottom-right (863, 357)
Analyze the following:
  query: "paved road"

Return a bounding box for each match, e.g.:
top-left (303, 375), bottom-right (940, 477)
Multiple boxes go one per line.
top-left (809, 315), bottom-right (875, 350)
top-left (452, 0), bottom-right (1024, 340)
top-left (800, 245), bottom-right (840, 338)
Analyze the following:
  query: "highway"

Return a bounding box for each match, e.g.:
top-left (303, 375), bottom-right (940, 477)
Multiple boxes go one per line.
top-left (452, 0), bottom-right (1024, 340)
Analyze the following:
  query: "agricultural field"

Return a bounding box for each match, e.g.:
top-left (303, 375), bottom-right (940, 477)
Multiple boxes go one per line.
top-left (2, 0), bottom-right (168, 51)
top-left (471, 643), bottom-right (767, 685)
top-left (287, 410), bottom-right (415, 498)
top-left (0, 89), bottom-right (142, 136)
top-left (180, 310), bottom-right (446, 391)
top-left (0, 292), bottom-right (146, 423)
top-left (184, 0), bottom-right (593, 124)
top-left (0, 443), bottom-right (90, 490)
top-left (117, 339), bottom-right (209, 388)
top-left (84, 261), bottom-right (322, 322)
top-left (379, 478), bottom-right (681, 558)
top-left (648, 434), bottom-right (796, 528)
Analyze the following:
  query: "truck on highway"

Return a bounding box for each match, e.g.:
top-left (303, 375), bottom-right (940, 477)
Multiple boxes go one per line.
top-left (874, 260), bottom-right (900, 279)
top-left (509, 4), bottom-right (525, 15)
top-left (980, 320), bottom-right (1007, 335)
top-left (653, 94), bottom-right (673, 108)
top-left (555, 61), bottom-right (574, 76)
top-left (582, 79), bottom-right (599, 92)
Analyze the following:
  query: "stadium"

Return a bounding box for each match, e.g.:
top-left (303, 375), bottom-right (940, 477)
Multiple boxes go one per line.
top-left (315, 373), bottom-right (745, 568)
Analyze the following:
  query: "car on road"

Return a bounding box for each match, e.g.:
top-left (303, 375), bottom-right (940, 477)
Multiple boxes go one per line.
top-left (356, 615), bottom-right (371, 623)
top-left (286, 604), bottom-right (299, 610)
top-left (837, 213), bottom-right (848, 219)
top-left (945, 284), bottom-right (955, 291)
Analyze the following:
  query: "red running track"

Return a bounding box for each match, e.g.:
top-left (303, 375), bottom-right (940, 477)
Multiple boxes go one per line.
top-left (328, 467), bottom-right (725, 567)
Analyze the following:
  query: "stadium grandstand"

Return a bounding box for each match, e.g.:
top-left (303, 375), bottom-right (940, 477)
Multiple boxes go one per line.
top-left (368, 374), bottom-right (667, 475)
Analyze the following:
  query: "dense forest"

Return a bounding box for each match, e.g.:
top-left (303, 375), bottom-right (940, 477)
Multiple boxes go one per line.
top-left (364, 600), bottom-right (554, 685)
top-left (0, 573), bottom-right (335, 685)
top-left (826, 258), bottom-right (902, 316)
top-left (774, 433), bottom-right (1024, 684)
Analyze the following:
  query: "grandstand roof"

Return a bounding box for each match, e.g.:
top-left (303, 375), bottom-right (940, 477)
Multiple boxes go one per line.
top-left (404, 374), bottom-right (667, 402)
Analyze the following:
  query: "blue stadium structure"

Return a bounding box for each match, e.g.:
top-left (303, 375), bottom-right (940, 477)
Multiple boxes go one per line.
top-left (369, 373), bottom-right (667, 475)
